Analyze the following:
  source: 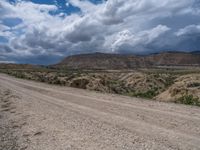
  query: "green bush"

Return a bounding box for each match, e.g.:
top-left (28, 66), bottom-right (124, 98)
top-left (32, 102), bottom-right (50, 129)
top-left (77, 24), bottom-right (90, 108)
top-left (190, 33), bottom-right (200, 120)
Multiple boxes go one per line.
top-left (134, 90), bottom-right (157, 99)
top-left (127, 88), bottom-right (158, 99)
top-left (108, 80), bottom-right (128, 94)
top-left (176, 95), bottom-right (200, 106)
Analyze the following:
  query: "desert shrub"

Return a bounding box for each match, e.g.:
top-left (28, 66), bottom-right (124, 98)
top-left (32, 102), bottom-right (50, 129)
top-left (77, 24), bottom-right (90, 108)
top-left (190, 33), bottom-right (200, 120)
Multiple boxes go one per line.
top-left (175, 95), bottom-right (200, 106)
top-left (127, 88), bottom-right (158, 99)
top-left (14, 72), bottom-right (26, 79)
top-left (133, 89), bottom-right (157, 99)
top-left (187, 82), bottom-right (200, 88)
top-left (107, 80), bottom-right (128, 94)
top-left (70, 78), bottom-right (90, 89)
top-left (53, 79), bottom-right (65, 85)
top-left (162, 75), bottom-right (176, 88)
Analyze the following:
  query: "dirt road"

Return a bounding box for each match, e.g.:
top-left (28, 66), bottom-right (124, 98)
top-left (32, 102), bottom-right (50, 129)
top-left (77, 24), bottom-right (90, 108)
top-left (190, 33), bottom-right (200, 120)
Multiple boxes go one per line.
top-left (0, 73), bottom-right (200, 150)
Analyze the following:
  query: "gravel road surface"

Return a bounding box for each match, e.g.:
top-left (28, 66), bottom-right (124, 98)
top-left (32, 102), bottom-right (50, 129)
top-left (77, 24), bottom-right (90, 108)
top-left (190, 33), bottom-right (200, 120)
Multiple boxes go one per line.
top-left (0, 73), bottom-right (200, 150)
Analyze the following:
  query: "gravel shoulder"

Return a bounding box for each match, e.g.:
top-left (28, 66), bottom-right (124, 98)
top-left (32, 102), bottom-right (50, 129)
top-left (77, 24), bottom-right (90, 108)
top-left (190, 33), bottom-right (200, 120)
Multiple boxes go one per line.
top-left (0, 87), bottom-right (28, 150)
top-left (0, 73), bottom-right (200, 150)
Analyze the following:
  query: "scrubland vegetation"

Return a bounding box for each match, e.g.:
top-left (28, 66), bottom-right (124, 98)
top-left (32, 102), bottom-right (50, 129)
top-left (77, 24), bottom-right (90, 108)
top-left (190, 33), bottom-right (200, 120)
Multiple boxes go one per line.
top-left (0, 66), bottom-right (200, 106)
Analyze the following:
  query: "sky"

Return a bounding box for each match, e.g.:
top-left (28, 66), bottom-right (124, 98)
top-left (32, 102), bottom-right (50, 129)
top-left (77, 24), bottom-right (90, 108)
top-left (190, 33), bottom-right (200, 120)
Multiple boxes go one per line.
top-left (0, 0), bottom-right (200, 64)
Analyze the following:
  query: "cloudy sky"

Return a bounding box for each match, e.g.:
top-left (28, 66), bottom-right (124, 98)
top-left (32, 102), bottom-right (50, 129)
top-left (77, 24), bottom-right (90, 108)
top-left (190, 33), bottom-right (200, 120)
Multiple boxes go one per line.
top-left (0, 0), bottom-right (200, 64)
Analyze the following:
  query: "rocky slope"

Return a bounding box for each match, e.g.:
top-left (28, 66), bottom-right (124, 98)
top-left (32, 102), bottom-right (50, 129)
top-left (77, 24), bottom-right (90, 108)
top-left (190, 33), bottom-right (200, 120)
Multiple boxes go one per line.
top-left (55, 53), bottom-right (148, 69)
top-left (56, 52), bottom-right (200, 69)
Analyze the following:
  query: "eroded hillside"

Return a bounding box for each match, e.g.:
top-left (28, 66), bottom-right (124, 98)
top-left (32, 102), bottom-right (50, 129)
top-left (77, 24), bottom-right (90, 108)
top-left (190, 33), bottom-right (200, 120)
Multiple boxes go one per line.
top-left (56, 52), bottom-right (200, 69)
top-left (1, 67), bottom-right (200, 106)
top-left (156, 74), bottom-right (200, 105)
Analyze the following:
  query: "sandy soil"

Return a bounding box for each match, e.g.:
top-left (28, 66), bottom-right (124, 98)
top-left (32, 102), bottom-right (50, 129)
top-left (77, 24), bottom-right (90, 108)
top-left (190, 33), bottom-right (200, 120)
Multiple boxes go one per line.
top-left (0, 73), bottom-right (200, 150)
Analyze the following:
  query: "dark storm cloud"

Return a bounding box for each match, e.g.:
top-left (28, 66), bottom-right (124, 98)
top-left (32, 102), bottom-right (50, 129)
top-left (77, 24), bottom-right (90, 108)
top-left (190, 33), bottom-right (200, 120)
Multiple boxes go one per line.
top-left (0, 44), bottom-right (13, 53)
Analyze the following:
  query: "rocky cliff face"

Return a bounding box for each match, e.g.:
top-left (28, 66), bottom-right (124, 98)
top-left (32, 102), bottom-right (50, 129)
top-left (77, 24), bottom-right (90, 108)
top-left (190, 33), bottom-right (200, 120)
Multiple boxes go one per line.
top-left (55, 52), bottom-right (200, 69)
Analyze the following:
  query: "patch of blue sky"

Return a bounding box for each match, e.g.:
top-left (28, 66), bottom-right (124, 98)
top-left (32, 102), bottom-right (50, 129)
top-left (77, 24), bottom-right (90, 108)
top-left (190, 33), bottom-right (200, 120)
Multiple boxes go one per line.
top-left (0, 36), bottom-right (8, 43)
top-left (89, 0), bottom-right (105, 4)
top-left (49, 2), bottom-right (81, 16)
top-left (2, 17), bottom-right (23, 27)
top-left (8, 0), bottom-right (81, 15)
top-left (8, 0), bottom-right (104, 15)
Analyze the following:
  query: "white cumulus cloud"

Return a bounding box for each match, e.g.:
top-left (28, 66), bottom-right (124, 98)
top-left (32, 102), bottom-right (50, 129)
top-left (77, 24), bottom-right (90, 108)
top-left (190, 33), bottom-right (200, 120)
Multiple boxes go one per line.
top-left (0, 0), bottom-right (200, 64)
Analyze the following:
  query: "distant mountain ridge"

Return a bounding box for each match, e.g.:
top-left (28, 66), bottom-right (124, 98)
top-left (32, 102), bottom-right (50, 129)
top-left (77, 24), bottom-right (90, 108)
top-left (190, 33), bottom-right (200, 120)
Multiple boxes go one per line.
top-left (55, 51), bottom-right (200, 69)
